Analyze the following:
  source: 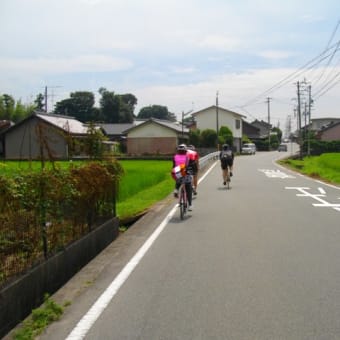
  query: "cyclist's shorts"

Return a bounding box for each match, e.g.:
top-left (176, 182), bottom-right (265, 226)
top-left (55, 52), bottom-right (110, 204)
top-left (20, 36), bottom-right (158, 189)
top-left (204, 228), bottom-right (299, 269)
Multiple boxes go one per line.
top-left (189, 163), bottom-right (198, 175)
top-left (221, 160), bottom-right (233, 170)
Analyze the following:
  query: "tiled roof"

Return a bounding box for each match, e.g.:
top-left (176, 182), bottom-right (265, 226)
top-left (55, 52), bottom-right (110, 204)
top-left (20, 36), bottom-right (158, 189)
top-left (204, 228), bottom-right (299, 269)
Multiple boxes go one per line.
top-left (99, 123), bottom-right (136, 135)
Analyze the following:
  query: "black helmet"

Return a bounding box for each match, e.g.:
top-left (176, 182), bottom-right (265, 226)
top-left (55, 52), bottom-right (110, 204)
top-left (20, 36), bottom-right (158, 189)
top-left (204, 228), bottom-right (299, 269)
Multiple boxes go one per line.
top-left (222, 144), bottom-right (229, 150)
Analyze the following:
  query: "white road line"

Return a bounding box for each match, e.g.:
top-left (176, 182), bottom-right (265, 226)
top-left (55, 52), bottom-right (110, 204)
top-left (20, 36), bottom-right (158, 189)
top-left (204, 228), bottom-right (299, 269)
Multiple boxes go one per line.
top-left (318, 187), bottom-right (326, 195)
top-left (286, 187), bottom-right (340, 212)
top-left (66, 161), bottom-right (217, 340)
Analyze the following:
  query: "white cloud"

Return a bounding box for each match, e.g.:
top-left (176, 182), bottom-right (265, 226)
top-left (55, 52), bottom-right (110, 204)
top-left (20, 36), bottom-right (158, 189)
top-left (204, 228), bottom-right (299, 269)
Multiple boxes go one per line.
top-left (0, 55), bottom-right (133, 76)
top-left (257, 50), bottom-right (297, 60)
top-left (197, 35), bottom-right (242, 52)
top-left (170, 67), bottom-right (197, 74)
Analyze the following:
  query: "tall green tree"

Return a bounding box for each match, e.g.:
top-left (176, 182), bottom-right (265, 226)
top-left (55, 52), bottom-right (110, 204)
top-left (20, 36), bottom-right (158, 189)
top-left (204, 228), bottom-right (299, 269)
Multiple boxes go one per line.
top-left (0, 94), bottom-right (34, 122)
top-left (12, 100), bottom-right (28, 122)
top-left (0, 94), bottom-right (15, 120)
top-left (34, 93), bottom-right (45, 111)
top-left (272, 127), bottom-right (282, 143)
top-left (137, 105), bottom-right (174, 120)
top-left (54, 91), bottom-right (96, 122)
top-left (201, 129), bottom-right (217, 147)
top-left (189, 129), bottom-right (201, 147)
top-left (117, 93), bottom-right (137, 123)
top-left (99, 88), bottom-right (120, 123)
top-left (219, 125), bottom-right (233, 146)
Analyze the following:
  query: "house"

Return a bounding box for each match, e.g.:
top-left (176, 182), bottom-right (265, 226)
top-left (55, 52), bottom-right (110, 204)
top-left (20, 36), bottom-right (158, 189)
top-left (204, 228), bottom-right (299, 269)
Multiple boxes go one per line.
top-left (99, 122), bottom-right (138, 153)
top-left (192, 105), bottom-right (246, 152)
top-left (310, 118), bottom-right (340, 132)
top-left (316, 121), bottom-right (340, 141)
top-left (98, 123), bottom-right (136, 142)
top-left (2, 111), bottom-right (93, 160)
top-left (123, 118), bottom-right (189, 155)
top-left (0, 120), bottom-right (14, 157)
top-left (250, 119), bottom-right (272, 138)
top-left (242, 120), bottom-right (261, 141)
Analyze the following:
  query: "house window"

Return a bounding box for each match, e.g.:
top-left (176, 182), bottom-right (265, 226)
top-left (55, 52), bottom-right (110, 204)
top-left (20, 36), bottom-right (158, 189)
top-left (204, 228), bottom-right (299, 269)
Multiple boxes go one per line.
top-left (235, 119), bottom-right (241, 129)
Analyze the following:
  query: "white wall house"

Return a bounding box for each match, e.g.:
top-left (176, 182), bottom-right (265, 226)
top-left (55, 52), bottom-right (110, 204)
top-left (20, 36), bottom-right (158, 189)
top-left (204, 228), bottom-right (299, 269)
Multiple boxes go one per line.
top-left (192, 105), bottom-right (246, 152)
top-left (124, 118), bottom-right (189, 155)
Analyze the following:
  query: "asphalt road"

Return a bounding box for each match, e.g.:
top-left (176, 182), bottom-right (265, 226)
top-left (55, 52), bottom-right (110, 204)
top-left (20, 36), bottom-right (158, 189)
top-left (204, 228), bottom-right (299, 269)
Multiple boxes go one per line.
top-left (38, 147), bottom-right (340, 340)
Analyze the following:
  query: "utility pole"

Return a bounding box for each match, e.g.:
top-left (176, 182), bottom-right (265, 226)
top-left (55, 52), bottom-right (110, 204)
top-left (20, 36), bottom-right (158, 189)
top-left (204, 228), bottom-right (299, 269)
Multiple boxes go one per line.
top-left (44, 86), bottom-right (48, 113)
top-left (297, 81), bottom-right (303, 159)
top-left (43, 85), bottom-right (62, 113)
top-left (307, 84), bottom-right (312, 156)
top-left (266, 97), bottom-right (271, 151)
top-left (216, 91), bottom-right (219, 149)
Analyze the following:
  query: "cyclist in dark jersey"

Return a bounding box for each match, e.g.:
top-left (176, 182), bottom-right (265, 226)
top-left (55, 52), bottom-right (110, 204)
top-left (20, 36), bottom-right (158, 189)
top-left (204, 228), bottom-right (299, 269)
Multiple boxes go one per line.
top-left (219, 144), bottom-right (234, 185)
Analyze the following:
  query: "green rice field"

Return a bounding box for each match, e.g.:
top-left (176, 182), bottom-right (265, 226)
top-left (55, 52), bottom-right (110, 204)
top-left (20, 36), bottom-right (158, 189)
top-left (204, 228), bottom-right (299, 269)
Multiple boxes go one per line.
top-left (0, 159), bottom-right (175, 220)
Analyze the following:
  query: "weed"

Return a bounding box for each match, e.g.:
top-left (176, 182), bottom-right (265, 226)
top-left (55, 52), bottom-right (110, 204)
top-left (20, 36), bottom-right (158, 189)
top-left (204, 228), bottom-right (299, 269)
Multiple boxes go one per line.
top-left (13, 294), bottom-right (63, 340)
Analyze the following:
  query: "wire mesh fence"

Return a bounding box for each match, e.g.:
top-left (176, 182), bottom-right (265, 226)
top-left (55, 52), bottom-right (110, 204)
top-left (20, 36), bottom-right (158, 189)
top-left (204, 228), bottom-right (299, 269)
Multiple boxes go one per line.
top-left (0, 160), bottom-right (122, 289)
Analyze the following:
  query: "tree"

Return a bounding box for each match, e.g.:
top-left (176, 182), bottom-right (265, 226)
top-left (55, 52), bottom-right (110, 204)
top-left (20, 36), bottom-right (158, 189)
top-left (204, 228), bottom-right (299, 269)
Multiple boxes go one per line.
top-left (12, 100), bottom-right (28, 122)
top-left (0, 94), bottom-right (34, 122)
top-left (201, 129), bottom-right (217, 147)
top-left (54, 91), bottom-right (96, 122)
top-left (117, 93), bottom-right (137, 123)
top-left (272, 127), bottom-right (282, 143)
top-left (0, 94), bottom-right (15, 120)
top-left (83, 122), bottom-right (107, 159)
top-left (219, 125), bottom-right (233, 146)
top-left (137, 105), bottom-right (173, 120)
top-left (34, 93), bottom-right (45, 111)
top-left (99, 88), bottom-right (120, 123)
top-left (189, 129), bottom-right (201, 147)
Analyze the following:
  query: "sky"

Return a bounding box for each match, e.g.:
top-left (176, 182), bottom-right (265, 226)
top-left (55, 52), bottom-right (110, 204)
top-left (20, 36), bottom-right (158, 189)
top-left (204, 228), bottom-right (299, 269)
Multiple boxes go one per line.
top-left (1, 0), bottom-right (340, 134)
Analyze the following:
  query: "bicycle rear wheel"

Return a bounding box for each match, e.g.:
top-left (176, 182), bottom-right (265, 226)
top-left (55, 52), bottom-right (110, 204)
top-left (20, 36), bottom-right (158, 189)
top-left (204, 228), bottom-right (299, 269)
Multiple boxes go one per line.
top-left (226, 170), bottom-right (231, 190)
top-left (179, 186), bottom-right (186, 220)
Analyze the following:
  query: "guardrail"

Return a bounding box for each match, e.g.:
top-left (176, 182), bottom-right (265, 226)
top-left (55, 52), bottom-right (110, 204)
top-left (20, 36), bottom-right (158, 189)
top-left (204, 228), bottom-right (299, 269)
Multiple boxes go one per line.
top-left (199, 151), bottom-right (219, 169)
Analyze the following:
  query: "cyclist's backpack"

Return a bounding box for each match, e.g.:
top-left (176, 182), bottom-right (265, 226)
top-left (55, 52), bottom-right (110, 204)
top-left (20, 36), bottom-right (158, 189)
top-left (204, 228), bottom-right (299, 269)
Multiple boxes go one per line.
top-left (221, 150), bottom-right (232, 166)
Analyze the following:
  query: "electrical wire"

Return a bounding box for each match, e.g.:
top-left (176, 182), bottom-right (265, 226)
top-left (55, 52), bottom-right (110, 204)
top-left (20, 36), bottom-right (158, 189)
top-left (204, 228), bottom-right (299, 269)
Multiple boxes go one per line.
top-left (241, 39), bottom-right (340, 108)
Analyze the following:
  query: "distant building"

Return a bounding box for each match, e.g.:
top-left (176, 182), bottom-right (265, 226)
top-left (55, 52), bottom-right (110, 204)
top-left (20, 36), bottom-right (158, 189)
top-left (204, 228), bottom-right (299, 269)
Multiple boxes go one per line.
top-left (242, 120), bottom-right (261, 141)
top-left (316, 121), bottom-right (340, 141)
top-left (2, 111), bottom-right (94, 160)
top-left (250, 119), bottom-right (272, 138)
top-left (310, 118), bottom-right (340, 131)
top-left (98, 123), bottom-right (136, 142)
top-left (192, 105), bottom-right (245, 152)
top-left (123, 118), bottom-right (189, 155)
top-left (0, 120), bottom-right (14, 157)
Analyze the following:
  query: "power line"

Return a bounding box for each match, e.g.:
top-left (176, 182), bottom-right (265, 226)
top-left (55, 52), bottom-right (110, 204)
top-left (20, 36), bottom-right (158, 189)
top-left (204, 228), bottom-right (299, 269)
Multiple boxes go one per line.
top-left (309, 19), bottom-right (340, 86)
top-left (241, 39), bottom-right (340, 108)
top-left (313, 71), bottom-right (340, 99)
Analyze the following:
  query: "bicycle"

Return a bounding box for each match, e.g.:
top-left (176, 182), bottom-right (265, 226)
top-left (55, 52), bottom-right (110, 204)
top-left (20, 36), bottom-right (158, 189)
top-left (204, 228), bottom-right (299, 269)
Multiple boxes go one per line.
top-left (223, 166), bottom-right (231, 190)
top-left (226, 168), bottom-right (231, 190)
top-left (178, 179), bottom-right (188, 220)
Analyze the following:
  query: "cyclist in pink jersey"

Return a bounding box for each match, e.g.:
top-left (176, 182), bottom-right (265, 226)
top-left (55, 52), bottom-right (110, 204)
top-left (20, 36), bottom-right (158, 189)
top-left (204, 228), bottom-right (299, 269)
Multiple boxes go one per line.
top-left (172, 144), bottom-right (193, 210)
top-left (187, 145), bottom-right (199, 195)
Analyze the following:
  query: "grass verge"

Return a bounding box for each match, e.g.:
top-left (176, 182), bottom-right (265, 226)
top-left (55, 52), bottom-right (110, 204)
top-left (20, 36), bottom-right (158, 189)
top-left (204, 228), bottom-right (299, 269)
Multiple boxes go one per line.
top-left (279, 153), bottom-right (340, 185)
